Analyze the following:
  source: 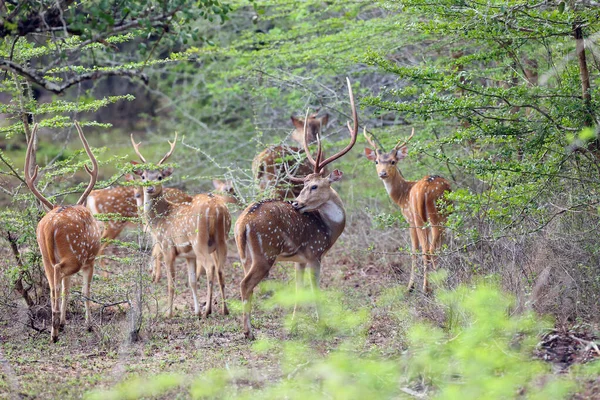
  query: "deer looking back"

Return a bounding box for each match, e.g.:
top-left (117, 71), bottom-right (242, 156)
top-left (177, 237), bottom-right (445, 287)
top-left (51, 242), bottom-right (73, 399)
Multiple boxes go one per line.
top-left (235, 78), bottom-right (357, 340)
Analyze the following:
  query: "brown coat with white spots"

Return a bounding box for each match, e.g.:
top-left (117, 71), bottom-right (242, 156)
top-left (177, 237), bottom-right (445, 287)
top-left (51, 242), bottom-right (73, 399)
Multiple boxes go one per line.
top-left (131, 134), bottom-right (231, 318)
top-left (25, 122), bottom-right (101, 342)
top-left (364, 129), bottom-right (452, 293)
top-left (235, 78), bottom-right (358, 340)
top-left (87, 181), bottom-right (191, 280)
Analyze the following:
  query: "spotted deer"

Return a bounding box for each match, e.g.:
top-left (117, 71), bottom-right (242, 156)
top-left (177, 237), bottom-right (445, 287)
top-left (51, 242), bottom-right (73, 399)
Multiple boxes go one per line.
top-left (252, 112), bottom-right (329, 199)
top-left (212, 179), bottom-right (238, 205)
top-left (87, 173), bottom-right (192, 281)
top-left (364, 129), bottom-right (452, 292)
top-left (25, 122), bottom-right (102, 342)
top-left (235, 78), bottom-right (357, 339)
top-left (131, 134), bottom-right (231, 318)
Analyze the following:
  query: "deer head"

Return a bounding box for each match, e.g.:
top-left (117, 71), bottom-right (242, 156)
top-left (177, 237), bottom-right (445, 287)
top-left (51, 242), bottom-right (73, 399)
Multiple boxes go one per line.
top-left (364, 128), bottom-right (414, 180)
top-left (290, 112), bottom-right (329, 145)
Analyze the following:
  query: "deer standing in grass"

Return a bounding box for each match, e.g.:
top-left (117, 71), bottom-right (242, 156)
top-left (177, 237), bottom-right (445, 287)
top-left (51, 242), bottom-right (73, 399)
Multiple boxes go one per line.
top-left (86, 174), bottom-right (192, 280)
top-left (25, 122), bottom-right (102, 342)
top-left (253, 112), bottom-right (329, 199)
top-left (235, 78), bottom-right (357, 340)
top-left (131, 134), bottom-right (231, 318)
top-left (364, 130), bottom-right (451, 293)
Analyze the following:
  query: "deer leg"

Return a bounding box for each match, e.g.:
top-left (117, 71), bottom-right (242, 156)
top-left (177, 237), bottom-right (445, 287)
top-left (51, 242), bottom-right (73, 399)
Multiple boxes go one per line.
top-left (185, 258), bottom-right (201, 317)
top-left (240, 258), bottom-right (272, 340)
top-left (407, 227), bottom-right (419, 292)
top-left (151, 242), bottom-right (162, 283)
top-left (307, 260), bottom-right (322, 320)
top-left (164, 249), bottom-right (176, 318)
top-left (211, 251), bottom-right (229, 315)
top-left (200, 257), bottom-right (214, 319)
top-left (415, 227), bottom-right (431, 293)
top-left (82, 264), bottom-right (94, 331)
top-left (51, 262), bottom-right (65, 342)
top-left (60, 275), bottom-right (71, 329)
top-left (292, 263), bottom-right (306, 321)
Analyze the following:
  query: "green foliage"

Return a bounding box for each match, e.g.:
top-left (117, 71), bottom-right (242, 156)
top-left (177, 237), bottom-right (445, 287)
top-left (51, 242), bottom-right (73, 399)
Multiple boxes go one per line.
top-left (85, 282), bottom-right (581, 399)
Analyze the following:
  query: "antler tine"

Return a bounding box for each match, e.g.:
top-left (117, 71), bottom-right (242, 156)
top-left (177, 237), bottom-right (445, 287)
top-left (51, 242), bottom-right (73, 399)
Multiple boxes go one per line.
top-left (302, 108), bottom-right (318, 169)
top-left (363, 127), bottom-right (379, 150)
top-left (24, 124), bottom-right (54, 211)
top-left (394, 127), bottom-right (415, 150)
top-left (283, 159), bottom-right (306, 184)
top-left (75, 121), bottom-right (99, 206)
top-left (317, 77), bottom-right (358, 171)
top-left (157, 132), bottom-right (178, 166)
top-left (130, 134), bottom-right (147, 163)
top-left (313, 131), bottom-right (323, 174)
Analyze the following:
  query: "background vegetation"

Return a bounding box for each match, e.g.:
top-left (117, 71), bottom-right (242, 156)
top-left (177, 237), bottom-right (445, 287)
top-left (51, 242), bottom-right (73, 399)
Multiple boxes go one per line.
top-left (0, 0), bottom-right (599, 398)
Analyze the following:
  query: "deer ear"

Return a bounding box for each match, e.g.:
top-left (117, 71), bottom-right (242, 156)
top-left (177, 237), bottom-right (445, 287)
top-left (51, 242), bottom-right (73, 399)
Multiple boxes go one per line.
top-left (328, 169), bottom-right (343, 183)
top-left (130, 161), bottom-right (144, 176)
top-left (212, 179), bottom-right (223, 189)
top-left (291, 116), bottom-right (304, 130)
top-left (162, 167), bottom-right (174, 177)
top-left (124, 173), bottom-right (134, 181)
top-left (364, 148), bottom-right (377, 161)
top-left (318, 114), bottom-right (329, 128)
top-left (395, 146), bottom-right (408, 160)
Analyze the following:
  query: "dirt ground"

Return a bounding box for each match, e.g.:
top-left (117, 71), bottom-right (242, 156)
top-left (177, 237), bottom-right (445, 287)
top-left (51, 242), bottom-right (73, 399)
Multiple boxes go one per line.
top-left (0, 227), bottom-right (411, 399)
top-left (0, 225), bottom-right (598, 399)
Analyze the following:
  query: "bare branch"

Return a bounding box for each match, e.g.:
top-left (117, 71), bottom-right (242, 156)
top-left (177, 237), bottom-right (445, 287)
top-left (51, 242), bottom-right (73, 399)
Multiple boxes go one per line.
top-left (0, 59), bottom-right (148, 94)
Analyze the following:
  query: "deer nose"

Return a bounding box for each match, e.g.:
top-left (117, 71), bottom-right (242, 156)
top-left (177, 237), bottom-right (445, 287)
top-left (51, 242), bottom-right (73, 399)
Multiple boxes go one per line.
top-left (146, 186), bottom-right (155, 194)
top-left (292, 201), bottom-right (301, 210)
top-left (378, 171), bottom-right (388, 178)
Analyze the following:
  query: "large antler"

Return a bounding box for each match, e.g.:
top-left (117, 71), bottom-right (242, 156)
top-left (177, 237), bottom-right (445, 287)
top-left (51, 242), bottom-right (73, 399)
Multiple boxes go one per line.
top-left (301, 107), bottom-right (324, 174)
top-left (315, 77), bottom-right (358, 172)
top-left (24, 124), bottom-right (54, 211)
top-left (75, 121), bottom-right (99, 206)
top-left (393, 127), bottom-right (415, 150)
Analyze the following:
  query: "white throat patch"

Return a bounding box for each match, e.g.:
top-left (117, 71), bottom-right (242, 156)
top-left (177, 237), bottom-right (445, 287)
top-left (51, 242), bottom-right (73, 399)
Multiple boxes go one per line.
top-left (319, 200), bottom-right (344, 225)
top-left (383, 179), bottom-right (394, 196)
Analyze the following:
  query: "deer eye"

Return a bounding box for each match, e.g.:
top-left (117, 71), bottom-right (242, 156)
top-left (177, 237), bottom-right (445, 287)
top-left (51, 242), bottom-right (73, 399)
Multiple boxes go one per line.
top-left (141, 176), bottom-right (146, 180)
top-left (391, 161), bottom-right (396, 165)
top-left (311, 185), bottom-right (318, 190)
top-left (375, 161), bottom-right (378, 165)
top-left (158, 176), bottom-right (163, 181)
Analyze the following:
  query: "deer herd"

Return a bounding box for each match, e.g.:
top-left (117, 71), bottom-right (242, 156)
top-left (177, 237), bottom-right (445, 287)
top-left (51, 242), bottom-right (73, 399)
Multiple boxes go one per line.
top-left (23, 79), bottom-right (452, 342)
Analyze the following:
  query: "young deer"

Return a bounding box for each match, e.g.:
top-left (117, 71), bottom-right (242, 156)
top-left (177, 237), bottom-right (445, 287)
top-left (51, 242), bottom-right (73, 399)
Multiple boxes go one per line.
top-left (131, 134), bottom-right (231, 318)
top-left (25, 122), bottom-right (102, 342)
top-left (235, 78), bottom-right (357, 339)
top-left (87, 174), bottom-right (192, 281)
top-left (252, 112), bottom-right (329, 199)
top-left (364, 129), bottom-right (452, 292)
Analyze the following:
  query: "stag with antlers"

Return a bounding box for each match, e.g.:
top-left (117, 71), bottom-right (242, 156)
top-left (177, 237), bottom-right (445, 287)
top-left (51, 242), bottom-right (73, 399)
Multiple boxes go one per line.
top-left (131, 134), bottom-right (231, 318)
top-left (364, 129), bottom-right (452, 293)
top-left (235, 78), bottom-right (358, 340)
top-left (87, 173), bottom-right (192, 281)
top-left (252, 111), bottom-right (329, 199)
top-left (25, 122), bottom-right (102, 342)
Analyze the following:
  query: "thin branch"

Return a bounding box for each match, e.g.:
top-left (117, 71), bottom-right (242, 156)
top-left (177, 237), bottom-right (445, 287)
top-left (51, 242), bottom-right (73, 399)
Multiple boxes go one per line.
top-left (0, 59), bottom-right (148, 94)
